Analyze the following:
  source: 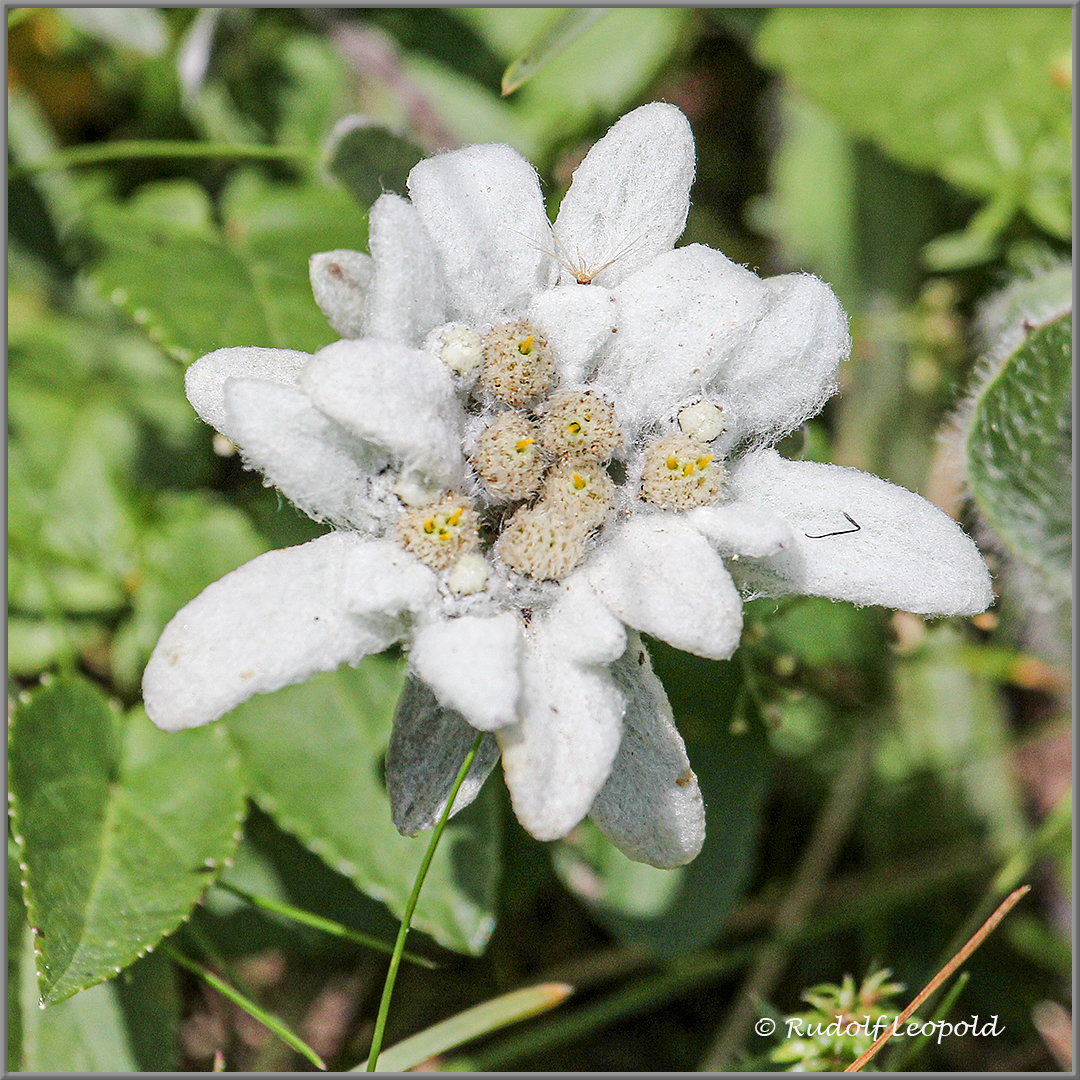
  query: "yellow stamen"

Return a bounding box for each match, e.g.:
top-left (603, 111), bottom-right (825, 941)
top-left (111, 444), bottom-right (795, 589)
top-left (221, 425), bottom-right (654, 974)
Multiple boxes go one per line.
top-left (515, 437), bottom-right (535, 452)
top-left (572, 472), bottom-right (586, 490)
top-left (517, 335), bottom-right (534, 355)
top-left (666, 455), bottom-right (679, 471)
top-left (682, 462), bottom-right (694, 476)
top-left (423, 519), bottom-right (435, 534)
top-left (567, 421), bottom-right (582, 434)
top-left (697, 455), bottom-right (713, 470)
top-left (446, 507), bottom-right (463, 526)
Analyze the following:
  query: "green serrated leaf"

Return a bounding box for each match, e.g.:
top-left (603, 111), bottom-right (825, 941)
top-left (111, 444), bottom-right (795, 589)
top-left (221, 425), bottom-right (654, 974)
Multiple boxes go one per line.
top-left (86, 173), bottom-right (368, 361)
top-left (9, 677), bottom-right (246, 1004)
top-left (225, 657), bottom-right (500, 955)
top-left (326, 120), bottom-right (426, 211)
top-left (966, 312), bottom-right (1072, 594)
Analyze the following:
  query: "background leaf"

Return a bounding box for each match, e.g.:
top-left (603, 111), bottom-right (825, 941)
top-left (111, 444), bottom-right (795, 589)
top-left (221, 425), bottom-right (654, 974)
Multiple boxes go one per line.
top-left (225, 657), bottom-right (501, 956)
top-left (326, 119), bottom-right (426, 210)
top-left (9, 677), bottom-right (246, 1004)
top-left (17, 926), bottom-right (138, 1073)
top-left (87, 172), bottom-right (368, 362)
top-left (755, 9), bottom-right (1071, 197)
top-left (754, 8), bottom-right (1072, 263)
top-left (500, 10), bottom-right (606, 96)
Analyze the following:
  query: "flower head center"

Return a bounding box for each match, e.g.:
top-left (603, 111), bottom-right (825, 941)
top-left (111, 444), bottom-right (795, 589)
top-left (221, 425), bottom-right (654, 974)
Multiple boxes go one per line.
top-left (641, 433), bottom-right (726, 510)
top-left (398, 495), bottom-right (480, 570)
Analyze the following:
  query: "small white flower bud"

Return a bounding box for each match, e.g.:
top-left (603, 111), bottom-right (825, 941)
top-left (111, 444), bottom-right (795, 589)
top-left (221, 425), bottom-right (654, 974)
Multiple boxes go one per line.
top-left (678, 401), bottom-right (726, 443)
top-left (438, 324), bottom-right (483, 377)
top-left (446, 552), bottom-right (491, 595)
top-left (397, 495), bottom-right (480, 570)
top-left (539, 391), bottom-right (621, 461)
top-left (496, 505), bottom-right (587, 581)
top-left (542, 460), bottom-right (615, 531)
top-left (479, 320), bottom-right (555, 407)
top-left (640, 433), bottom-right (726, 510)
top-left (472, 411), bottom-right (548, 501)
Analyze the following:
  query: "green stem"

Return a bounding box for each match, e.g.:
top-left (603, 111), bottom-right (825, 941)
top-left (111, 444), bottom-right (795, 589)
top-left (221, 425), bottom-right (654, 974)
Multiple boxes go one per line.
top-left (10, 140), bottom-right (315, 179)
top-left (214, 881), bottom-right (438, 969)
top-left (365, 731), bottom-right (485, 1072)
top-left (162, 942), bottom-right (326, 1071)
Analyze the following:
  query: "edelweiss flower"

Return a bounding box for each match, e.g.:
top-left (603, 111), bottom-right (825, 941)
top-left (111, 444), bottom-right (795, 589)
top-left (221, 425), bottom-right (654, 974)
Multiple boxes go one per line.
top-left (143, 104), bottom-right (992, 868)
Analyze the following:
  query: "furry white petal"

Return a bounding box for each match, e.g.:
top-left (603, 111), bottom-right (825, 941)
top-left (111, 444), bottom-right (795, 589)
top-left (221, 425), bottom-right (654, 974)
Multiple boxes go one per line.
top-left (407, 142), bottom-right (557, 325)
top-left (143, 533), bottom-right (410, 732)
top-left (589, 634), bottom-right (705, 869)
top-left (728, 449), bottom-right (994, 615)
top-left (597, 245), bottom-right (767, 432)
top-left (224, 378), bottom-right (392, 532)
top-left (184, 346), bottom-right (311, 441)
top-left (587, 514), bottom-right (744, 660)
top-left (363, 193), bottom-right (446, 346)
top-left (410, 612), bottom-right (523, 730)
top-left (552, 101), bottom-right (694, 289)
top-left (300, 338), bottom-right (464, 489)
top-left (309, 249), bottom-right (373, 339)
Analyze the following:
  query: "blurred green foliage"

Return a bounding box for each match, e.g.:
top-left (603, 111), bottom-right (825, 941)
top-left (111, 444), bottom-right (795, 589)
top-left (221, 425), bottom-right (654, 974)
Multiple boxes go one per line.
top-left (8, 7), bottom-right (1070, 1072)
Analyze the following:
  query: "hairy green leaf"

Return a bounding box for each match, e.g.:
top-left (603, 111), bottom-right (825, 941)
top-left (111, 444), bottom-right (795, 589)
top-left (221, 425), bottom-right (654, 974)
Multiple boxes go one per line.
top-left (966, 311), bottom-right (1072, 593)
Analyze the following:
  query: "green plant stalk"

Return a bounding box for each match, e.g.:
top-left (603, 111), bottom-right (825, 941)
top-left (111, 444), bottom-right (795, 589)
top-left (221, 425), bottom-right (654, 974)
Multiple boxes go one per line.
top-left (10, 141), bottom-right (315, 179)
top-left (365, 731), bottom-right (485, 1072)
top-left (213, 881), bottom-right (437, 969)
top-left (162, 943), bottom-right (326, 1071)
